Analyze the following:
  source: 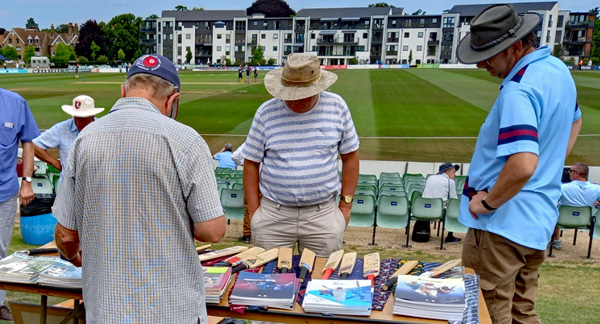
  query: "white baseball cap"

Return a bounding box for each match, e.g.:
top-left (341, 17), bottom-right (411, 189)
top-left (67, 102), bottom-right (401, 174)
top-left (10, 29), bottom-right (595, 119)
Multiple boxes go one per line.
top-left (61, 95), bottom-right (105, 118)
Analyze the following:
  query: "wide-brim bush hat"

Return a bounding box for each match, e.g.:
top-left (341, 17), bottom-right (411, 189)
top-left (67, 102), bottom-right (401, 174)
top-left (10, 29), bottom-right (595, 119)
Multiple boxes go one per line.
top-left (456, 4), bottom-right (541, 64)
top-left (264, 53), bottom-right (338, 101)
top-left (61, 95), bottom-right (104, 117)
top-left (438, 162), bottom-right (460, 175)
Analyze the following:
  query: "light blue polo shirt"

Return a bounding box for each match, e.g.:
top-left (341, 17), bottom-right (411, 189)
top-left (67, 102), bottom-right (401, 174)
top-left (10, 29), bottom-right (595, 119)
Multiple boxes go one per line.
top-left (560, 180), bottom-right (600, 207)
top-left (0, 88), bottom-right (40, 203)
top-left (459, 46), bottom-right (581, 251)
top-left (213, 151), bottom-right (237, 170)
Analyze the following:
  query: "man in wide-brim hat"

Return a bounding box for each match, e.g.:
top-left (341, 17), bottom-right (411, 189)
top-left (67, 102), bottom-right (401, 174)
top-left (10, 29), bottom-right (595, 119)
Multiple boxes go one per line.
top-left (242, 53), bottom-right (360, 257)
top-left (456, 4), bottom-right (582, 323)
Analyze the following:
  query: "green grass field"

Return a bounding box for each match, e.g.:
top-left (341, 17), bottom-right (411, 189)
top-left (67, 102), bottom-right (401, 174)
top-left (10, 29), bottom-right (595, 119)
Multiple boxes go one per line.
top-left (2, 68), bottom-right (599, 164)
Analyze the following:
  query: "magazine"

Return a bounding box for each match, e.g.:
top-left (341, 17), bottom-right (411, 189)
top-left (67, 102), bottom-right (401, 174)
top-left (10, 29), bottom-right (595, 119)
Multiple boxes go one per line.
top-left (302, 279), bottom-right (373, 316)
top-left (0, 253), bottom-right (58, 284)
top-left (393, 275), bottom-right (465, 321)
top-left (38, 259), bottom-right (82, 289)
top-left (230, 272), bottom-right (299, 310)
top-left (203, 266), bottom-right (232, 304)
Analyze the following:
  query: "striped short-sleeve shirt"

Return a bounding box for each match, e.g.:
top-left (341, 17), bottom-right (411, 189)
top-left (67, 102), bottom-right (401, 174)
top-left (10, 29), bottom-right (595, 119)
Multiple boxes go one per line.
top-left (53, 97), bottom-right (223, 323)
top-left (243, 92), bottom-right (359, 206)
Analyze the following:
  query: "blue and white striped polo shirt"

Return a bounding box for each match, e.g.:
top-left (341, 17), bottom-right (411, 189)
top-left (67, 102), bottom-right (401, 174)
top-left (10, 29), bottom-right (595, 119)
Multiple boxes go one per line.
top-left (243, 92), bottom-right (359, 206)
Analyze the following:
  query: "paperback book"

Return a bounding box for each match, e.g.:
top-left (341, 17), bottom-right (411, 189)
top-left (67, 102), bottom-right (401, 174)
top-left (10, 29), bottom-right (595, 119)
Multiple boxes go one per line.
top-left (0, 253), bottom-right (58, 284)
top-left (229, 272), bottom-right (299, 310)
top-left (38, 259), bottom-right (82, 289)
top-left (203, 266), bottom-right (232, 304)
top-left (302, 279), bottom-right (373, 316)
top-left (393, 275), bottom-right (465, 321)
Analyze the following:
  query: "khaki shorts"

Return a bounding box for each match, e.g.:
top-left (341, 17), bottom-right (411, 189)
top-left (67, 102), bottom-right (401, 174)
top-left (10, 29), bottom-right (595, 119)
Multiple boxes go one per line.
top-left (251, 196), bottom-right (345, 257)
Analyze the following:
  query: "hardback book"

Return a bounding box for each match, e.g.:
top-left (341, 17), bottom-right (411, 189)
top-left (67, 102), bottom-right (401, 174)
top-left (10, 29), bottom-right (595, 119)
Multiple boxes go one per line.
top-left (38, 259), bottom-right (82, 289)
top-left (229, 272), bottom-right (299, 310)
top-left (302, 279), bottom-right (373, 316)
top-left (202, 266), bottom-right (232, 304)
top-left (393, 275), bottom-right (465, 321)
top-left (0, 253), bottom-right (58, 284)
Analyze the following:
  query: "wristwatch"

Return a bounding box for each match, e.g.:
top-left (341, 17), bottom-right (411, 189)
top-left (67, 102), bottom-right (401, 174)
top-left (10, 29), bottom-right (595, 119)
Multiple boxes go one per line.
top-left (342, 195), bottom-right (354, 204)
top-left (22, 177), bottom-right (32, 183)
top-left (481, 195), bottom-right (498, 211)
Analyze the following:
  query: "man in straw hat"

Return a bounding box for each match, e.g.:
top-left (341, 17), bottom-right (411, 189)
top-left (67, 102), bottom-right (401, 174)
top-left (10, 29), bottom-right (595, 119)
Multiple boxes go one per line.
top-left (456, 4), bottom-right (582, 323)
top-left (33, 95), bottom-right (104, 186)
top-left (53, 54), bottom-right (225, 323)
top-left (242, 53), bottom-right (359, 257)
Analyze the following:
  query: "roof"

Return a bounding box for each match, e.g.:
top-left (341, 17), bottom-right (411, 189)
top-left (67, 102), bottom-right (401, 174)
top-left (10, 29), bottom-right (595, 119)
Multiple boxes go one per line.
top-left (447, 2), bottom-right (558, 17)
top-left (3, 28), bottom-right (47, 46)
top-left (162, 10), bottom-right (247, 21)
top-left (50, 33), bottom-right (78, 46)
top-left (297, 7), bottom-right (398, 19)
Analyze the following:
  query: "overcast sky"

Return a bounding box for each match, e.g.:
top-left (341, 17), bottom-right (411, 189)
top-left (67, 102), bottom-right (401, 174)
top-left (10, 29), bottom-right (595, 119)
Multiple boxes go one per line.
top-left (1, 0), bottom-right (597, 30)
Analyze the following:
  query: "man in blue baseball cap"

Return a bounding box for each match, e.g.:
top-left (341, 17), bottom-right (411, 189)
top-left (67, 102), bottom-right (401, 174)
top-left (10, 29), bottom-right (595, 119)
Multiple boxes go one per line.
top-left (53, 54), bottom-right (226, 323)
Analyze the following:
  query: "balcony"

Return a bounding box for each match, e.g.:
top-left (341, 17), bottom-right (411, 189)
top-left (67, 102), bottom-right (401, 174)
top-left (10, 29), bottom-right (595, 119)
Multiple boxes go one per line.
top-left (295, 25), bottom-right (306, 32)
top-left (141, 39), bottom-right (155, 45)
top-left (566, 21), bottom-right (594, 28)
top-left (371, 37), bottom-right (383, 44)
top-left (428, 38), bottom-right (438, 44)
top-left (372, 24), bottom-right (384, 30)
top-left (386, 51), bottom-right (398, 56)
top-left (387, 37), bottom-right (399, 43)
top-left (317, 38), bottom-right (358, 45)
top-left (283, 37), bottom-right (293, 43)
top-left (564, 37), bottom-right (589, 44)
top-left (248, 39), bottom-right (257, 45)
top-left (141, 27), bottom-right (156, 33)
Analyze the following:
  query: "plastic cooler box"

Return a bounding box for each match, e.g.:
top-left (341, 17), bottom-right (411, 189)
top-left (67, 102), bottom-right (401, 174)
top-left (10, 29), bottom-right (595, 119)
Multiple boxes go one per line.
top-left (20, 194), bottom-right (57, 245)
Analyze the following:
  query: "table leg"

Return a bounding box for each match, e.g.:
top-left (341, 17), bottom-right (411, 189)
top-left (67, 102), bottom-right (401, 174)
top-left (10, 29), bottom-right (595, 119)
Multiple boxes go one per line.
top-left (73, 299), bottom-right (79, 324)
top-left (40, 295), bottom-right (47, 324)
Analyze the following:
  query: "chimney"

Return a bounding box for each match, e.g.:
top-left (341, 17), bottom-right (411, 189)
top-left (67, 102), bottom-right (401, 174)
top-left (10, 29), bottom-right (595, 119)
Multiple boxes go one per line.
top-left (50, 24), bottom-right (55, 38)
top-left (68, 22), bottom-right (73, 36)
top-left (74, 23), bottom-right (78, 34)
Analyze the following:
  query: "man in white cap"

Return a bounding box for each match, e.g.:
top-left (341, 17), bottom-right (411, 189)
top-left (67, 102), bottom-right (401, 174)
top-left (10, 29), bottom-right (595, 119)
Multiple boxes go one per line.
top-left (33, 95), bottom-right (104, 185)
top-left (243, 53), bottom-right (360, 257)
top-left (456, 4), bottom-right (582, 323)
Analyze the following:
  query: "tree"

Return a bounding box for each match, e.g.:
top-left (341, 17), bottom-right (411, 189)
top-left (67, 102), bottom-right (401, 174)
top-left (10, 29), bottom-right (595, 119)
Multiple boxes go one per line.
top-left (368, 3), bottom-right (395, 7)
top-left (55, 24), bottom-right (69, 33)
top-left (78, 56), bottom-right (88, 63)
top-left (90, 41), bottom-right (100, 61)
top-left (132, 49), bottom-right (142, 62)
top-left (411, 9), bottom-right (426, 15)
top-left (175, 5), bottom-right (188, 11)
top-left (552, 44), bottom-right (563, 58)
top-left (102, 13), bottom-right (143, 61)
top-left (192, 7), bottom-right (204, 11)
top-left (97, 55), bottom-right (109, 63)
top-left (146, 14), bottom-right (159, 19)
top-left (252, 46), bottom-right (265, 65)
top-left (268, 58), bottom-right (275, 65)
top-left (24, 45), bottom-right (35, 64)
top-left (118, 48), bottom-right (126, 61)
top-left (247, 0), bottom-right (296, 18)
top-left (408, 50), bottom-right (413, 65)
top-left (3, 46), bottom-right (19, 60)
top-left (591, 8), bottom-right (600, 65)
top-left (26, 18), bottom-right (39, 30)
top-left (76, 20), bottom-right (107, 59)
top-left (186, 48), bottom-right (193, 64)
top-left (52, 43), bottom-right (76, 67)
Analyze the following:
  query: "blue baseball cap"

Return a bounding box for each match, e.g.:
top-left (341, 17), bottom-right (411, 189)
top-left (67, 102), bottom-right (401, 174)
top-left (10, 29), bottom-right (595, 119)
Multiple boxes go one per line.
top-left (127, 54), bottom-right (180, 91)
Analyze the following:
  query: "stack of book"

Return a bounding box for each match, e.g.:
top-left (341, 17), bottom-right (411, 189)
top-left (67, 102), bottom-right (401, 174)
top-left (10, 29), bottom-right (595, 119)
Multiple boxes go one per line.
top-left (37, 259), bottom-right (82, 289)
top-left (302, 279), bottom-right (373, 316)
top-left (203, 267), bottom-right (232, 304)
top-left (230, 272), bottom-right (299, 310)
top-left (392, 275), bottom-right (466, 321)
top-left (0, 253), bottom-right (58, 284)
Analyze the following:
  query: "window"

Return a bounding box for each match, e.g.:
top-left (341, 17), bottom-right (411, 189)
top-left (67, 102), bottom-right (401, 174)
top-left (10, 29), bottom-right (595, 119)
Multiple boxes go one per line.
top-left (363, 33), bottom-right (368, 39)
top-left (8, 38), bottom-right (11, 43)
top-left (261, 34), bottom-right (266, 39)
top-left (311, 33), bottom-right (315, 39)
top-left (392, 20), bottom-right (396, 25)
top-left (186, 34), bottom-right (191, 39)
top-left (356, 45), bottom-right (365, 51)
top-left (418, 32), bottom-right (423, 38)
top-left (262, 46), bottom-right (266, 51)
top-left (312, 46), bottom-right (317, 51)
top-left (28, 37), bottom-right (32, 44)
top-left (217, 34), bottom-right (222, 39)
top-left (404, 32), bottom-right (409, 38)
top-left (432, 18), bottom-right (438, 23)
top-left (403, 45), bottom-right (408, 51)
top-left (417, 45), bottom-right (422, 51)
top-left (186, 46), bottom-right (190, 52)
top-left (178, 35), bottom-right (182, 42)
top-left (253, 21), bottom-right (258, 26)
top-left (177, 46), bottom-right (182, 55)
top-left (226, 46), bottom-right (230, 51)
top-left (273, 46), bottom-right (277, 51)
top-left (263, 22), bottom-right (268, 27)
top-left (443, 17), bottom-right (455, 28)
top-left (178, 22), bottom-right (182, 27)
top-left (273, 34), bottom-right (278, 39)
top-left (217, 46), bottom-right (222, 51)
top-left (16, 39), bottom-right (19, 44)
top-left (169, 34), bottom-right (172, 40)
top-left (548, 15), bottom-right (553, 27)
top-left (557, 15), bottom-right (564, 27)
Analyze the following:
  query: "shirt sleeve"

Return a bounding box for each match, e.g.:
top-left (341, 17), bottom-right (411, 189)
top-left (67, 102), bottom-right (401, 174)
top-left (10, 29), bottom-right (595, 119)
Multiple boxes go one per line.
top-left (573, 102), bottom-right (582, 123)
top-left (33, 124), bottom-right (61, 149)
top-left (242, 109), bottom-right (266, 163)
top-left (183, 138), bottom-right (223, 223)
top-left (18, 99), bottom-right (40, 143)
top-left (495, 91), bottom-right (539, 159)
top-left (449, 179), bottom-right (458, 199)
top-left (52, 141), bottom-right (80, 230)
top-left (338, 98), bottom-right (360, 154)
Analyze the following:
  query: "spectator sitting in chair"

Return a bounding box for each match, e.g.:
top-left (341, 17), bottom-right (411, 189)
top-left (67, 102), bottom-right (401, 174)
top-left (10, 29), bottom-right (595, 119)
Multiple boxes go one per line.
top-left (551, 162), bottom-right (600, 250)
top-left (213, 143), bottom-right (238, 170)
top-left (419, 162), bottom-right (461, 243)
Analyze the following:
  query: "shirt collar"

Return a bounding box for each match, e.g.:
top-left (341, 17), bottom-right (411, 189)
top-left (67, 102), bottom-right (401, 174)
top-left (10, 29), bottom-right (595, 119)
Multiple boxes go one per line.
top-left (109, 97), bottom-right (161, 115)
top-left (69, 117), bottom-right (97, 133)
top-left (500, 45), bottom-right (550, 89)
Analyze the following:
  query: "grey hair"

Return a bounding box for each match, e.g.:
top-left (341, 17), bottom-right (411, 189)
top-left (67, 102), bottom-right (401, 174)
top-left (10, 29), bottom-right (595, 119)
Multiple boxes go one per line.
top-left (124, 74), bottom-right (177, 99)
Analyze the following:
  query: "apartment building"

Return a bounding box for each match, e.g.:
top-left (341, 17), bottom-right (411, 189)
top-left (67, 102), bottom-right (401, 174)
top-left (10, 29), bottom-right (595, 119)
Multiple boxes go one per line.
top-left (142, 2), bottom-right (594, 66)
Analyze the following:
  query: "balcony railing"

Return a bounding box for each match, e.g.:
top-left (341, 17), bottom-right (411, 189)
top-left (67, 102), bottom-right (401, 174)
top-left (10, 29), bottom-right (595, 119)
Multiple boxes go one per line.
top-left (387, 38), bottom-right (399, 43)
top-left (566, 21), bottom-right (594, 28)
top-left (386, 51), bottom-right (398, 56)
top-left (141, 39), bottom-right (155, 44)
top-left (141, 28), bottom-right (156, 33)
top-left (317, 38), bottom-right (358, 44)
top-left (428, 39), bottom-right (438, 44)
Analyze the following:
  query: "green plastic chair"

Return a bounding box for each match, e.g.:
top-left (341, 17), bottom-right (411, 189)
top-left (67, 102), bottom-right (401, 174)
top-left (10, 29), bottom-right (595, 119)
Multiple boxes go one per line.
top-left (31, 178), bottom-right (54, 194)
top-left (378, 189), bottom-right (406, 198)
top-left (349, 194), bottom-right (376, 228)
top-left (34, 160), bottom-right (48, 176)
top-left (402, 173), bottom-right (424, 181)
top-left (380, 183), bottom-right (404, 192)
top-left (376, 195), bottom-right (409, 229)
top-left (379, 172), bottom-right (401, 181)
top-left (356, 184), bottom-right (377, 197)
top-left (592, 207), bottom-right (600, 242)
top-left (215, 167), bottom-right (230, 174)
top-left (231, 182), bottom-right (244, 190)
top-left (444, 198), bottom-right (468, 235)
top-left (407, 197), bottom-right (445, 249)
top-left (217, 182), bottom-right (229, 195)
top-left (220, 188), bottom-right (245, 222)
top-left (551, 205), bottom-right (594, 258)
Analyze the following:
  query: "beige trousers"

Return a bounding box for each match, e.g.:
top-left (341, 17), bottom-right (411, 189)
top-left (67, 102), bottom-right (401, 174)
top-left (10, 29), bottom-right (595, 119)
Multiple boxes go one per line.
top-left (462, 228), bottom-right (545, 324)
top-left (251, 196), bottom-right (345, 257)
